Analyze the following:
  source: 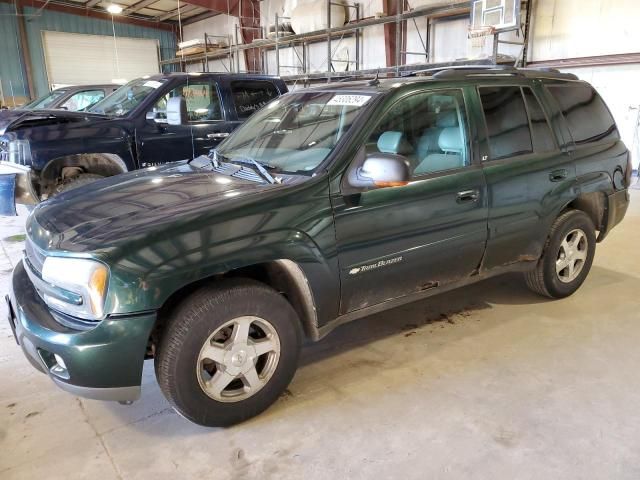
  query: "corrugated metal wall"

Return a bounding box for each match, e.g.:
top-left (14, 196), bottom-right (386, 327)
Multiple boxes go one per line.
top-left (0, 3), bottom-right (29, 105)
top-left (24, 7), bottom-right (177, 96)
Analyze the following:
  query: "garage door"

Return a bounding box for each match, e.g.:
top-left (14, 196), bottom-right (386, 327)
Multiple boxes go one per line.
top-left (42, 31), bottom-right (159, 87)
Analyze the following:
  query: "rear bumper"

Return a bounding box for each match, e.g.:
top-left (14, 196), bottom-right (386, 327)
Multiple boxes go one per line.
top-left (8, 260), bottom-right (156, 402)
top-left (0, 162), bottom-right (38, 216)
top-left (598, 189), bottom-right (630, 241)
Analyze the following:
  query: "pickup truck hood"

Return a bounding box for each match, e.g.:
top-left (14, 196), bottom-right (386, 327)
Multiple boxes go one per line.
top-left (0, 109), bottom-right (109, 135)
top-left (29, 161), bottom-right (278, 253)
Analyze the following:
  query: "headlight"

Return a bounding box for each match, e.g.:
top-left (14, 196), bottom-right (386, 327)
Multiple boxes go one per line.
top-left (8, 139), bottom-right (32, 165)
top-left (42, 257), bottom-right (109, 320)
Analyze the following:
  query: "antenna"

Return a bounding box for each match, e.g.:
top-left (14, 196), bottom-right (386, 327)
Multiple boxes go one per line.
top-left (367, 69), bottom-right (380, 86)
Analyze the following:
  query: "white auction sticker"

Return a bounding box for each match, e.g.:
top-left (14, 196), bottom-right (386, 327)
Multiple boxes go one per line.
top-left (143, 80), bottom-right (163, 89)
top-left (327, 94), bottom-right (372, 107)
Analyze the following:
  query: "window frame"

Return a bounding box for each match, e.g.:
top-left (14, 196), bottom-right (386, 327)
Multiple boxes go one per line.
top-left (477, 84), bottom-right (537, 163)
top-left (520, 85), bottom-right (560, 153)
top-left (359, 87), bottom-right (474, 181)
top-left (230, 80), bottom-right (281, 120)
top-left (153, 80), bottom-right (226, 124)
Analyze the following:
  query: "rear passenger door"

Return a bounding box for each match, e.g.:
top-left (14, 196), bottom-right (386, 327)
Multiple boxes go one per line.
top-left (332, 88), bottom-right (488, 314)
top-left (477, 83), bottom-right (576, 271)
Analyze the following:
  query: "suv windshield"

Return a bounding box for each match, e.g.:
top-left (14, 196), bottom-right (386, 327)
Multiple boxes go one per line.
top-left (89, 78), bottom-right (167, 116)
top-left (216, 91), bottom-right (374, 173)
top-left (21, 89), bottom-right (68, 110)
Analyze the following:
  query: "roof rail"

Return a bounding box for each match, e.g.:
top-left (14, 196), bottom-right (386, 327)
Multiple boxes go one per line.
top-left (428, 66), bottom-right (579, 81)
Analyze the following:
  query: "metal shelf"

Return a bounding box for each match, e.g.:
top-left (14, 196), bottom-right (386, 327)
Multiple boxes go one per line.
top-left (160, 1), bottom-right (471, 75)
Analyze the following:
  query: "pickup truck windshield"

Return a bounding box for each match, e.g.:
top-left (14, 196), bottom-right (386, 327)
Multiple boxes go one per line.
top-left (216, 91), bottom-right (374, 173)
top-left (89, 78), bottom-right (167, 116)
top-left (21, 89), bottom-right (68, 110)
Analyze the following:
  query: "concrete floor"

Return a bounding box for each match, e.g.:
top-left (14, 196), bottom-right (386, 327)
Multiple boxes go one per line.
top-left (0, 189), bottom-right (638, 480)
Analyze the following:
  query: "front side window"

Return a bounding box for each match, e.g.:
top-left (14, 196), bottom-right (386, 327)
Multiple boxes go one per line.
top-left (479, 86), bottom-right (533, 160)
top-left (61, 90), bottom-right (105, 111)
top-left (231, 80), bottom-right (280, 119)
top-left (217, 91), bottom-right (373, 173)
top-left (547, 84), bottom-right (619, 145)
top-left (366, 90), bottom-right (469, 176)
top-left (153, 81), bottom-right (223, 123)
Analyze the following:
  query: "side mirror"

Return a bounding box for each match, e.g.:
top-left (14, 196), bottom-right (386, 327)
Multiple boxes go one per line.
top-left (347, 152), bottom-right (411, 189)
top-left (166, 96), bottom-right (187, 126)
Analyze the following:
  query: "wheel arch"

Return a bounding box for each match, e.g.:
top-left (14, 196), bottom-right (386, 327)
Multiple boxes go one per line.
top-left (152, 259), bottom-right (321, 352)
top-left (39, 153), bottom-right (128, 185)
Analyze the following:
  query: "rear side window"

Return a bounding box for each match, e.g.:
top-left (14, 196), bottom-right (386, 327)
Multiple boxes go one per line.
top-left (479, 86), bottom-right (533, 160)
top-left (522, 87), bottom-right (556, 152)
top-left (547, 84), bottom-right (619, 145)
top-left (231, 81), bottom-right (279, 119)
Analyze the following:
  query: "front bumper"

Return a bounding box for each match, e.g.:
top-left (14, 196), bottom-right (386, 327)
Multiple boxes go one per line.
top-left (8, 260), bottom-right (156, 402)
top-left (0, 162), bottom-right (38, 216)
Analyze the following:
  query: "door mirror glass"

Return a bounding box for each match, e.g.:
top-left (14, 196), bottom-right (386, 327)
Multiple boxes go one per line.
top-left (166, 96), bottom-right (187, 125)
top-left (347, 153), bottom-right (411, 189)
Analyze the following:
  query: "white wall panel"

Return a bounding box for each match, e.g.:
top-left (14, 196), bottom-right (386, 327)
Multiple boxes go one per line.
top-left (530, 0), bottom-right (640, 61)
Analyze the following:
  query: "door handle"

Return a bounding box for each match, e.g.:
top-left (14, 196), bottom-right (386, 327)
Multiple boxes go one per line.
top-left (549, 169), bottom-right (568, 182)
top-left (456, 189), bottom-right (479, 203)
top-left (207, 132), bottom-right (230, 139)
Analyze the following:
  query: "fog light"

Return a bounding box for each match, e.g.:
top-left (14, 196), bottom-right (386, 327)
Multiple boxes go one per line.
top-left (54, 353), bottom-right (67, 370)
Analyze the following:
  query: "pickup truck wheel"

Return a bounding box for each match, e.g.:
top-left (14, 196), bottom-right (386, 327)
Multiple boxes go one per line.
top-left (155, 280), bottom-right (302, 427)
top-left (525, 210), bottom-right (596, 298)
top-left (54, 173), bottom-right (104, 194)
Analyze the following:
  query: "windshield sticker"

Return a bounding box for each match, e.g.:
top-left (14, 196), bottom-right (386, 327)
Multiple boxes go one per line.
top-left (143, 80), bottom-right (163, 89)
top-left (327, 94), bottom-right (372, 107)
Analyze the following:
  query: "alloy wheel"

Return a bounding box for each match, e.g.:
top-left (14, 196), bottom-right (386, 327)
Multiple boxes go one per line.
top-left (197, 316), bottom-right (281, 403)
top-left (555, 228), bottom-right (588, 283)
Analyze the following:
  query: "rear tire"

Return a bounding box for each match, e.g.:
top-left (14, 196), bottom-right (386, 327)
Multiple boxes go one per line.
top-left (155, 279), bottom-right (302, 427)
top-left (525, 209), bottom-right (596, 298)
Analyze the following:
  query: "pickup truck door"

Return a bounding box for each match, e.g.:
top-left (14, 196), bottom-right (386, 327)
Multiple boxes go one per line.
top-left (136, 79), bottom-right (234, 167)
top-left (331, 88), bottom-right (488, 314)
top-left (475, 83), bottom-right (577, 271)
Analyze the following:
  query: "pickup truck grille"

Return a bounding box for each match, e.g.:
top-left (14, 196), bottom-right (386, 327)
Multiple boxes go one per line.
top-left (0, 142), bottom-right (8, 162)
top-left (25, 237), bottom-right (46, 275)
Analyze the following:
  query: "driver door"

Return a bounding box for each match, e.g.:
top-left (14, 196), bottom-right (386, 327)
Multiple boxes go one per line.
top-left (331, 88), bottom-right (489, 314)
top-left (136, 80), bottom-right (233, 167)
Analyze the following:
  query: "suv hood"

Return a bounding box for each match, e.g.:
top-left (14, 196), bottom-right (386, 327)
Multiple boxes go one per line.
top-left (30, 161), bottom-right (280, 253)
top-left (0, 109), bottom-right (109, 134)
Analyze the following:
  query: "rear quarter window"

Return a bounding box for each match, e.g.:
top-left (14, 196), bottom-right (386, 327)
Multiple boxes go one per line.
top-left (546, 84), bottom-right (619, 145)
top-left (231, 80), bottom-right (280, 119)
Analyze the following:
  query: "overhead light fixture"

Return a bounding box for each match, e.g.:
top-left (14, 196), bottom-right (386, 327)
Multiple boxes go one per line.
top-left (106, 4), bottom-right (123, 14)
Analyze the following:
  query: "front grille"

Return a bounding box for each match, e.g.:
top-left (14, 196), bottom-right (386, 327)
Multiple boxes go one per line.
top-left (0, 142), bottom-right (8, 162)
top-left (25, 237), bottom-right (46, 275)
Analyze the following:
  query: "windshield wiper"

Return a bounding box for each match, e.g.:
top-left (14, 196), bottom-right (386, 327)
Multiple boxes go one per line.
top-left (227, 157), bottom-right (278, 184)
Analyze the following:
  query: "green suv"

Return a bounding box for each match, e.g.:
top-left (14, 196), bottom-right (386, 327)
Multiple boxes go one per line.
top-left (6, 67), bottom-right (631, 426)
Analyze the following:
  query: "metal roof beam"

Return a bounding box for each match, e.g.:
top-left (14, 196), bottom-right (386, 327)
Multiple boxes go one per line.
top-left (156, 4), bottom-right (199, 21)
top-left (123, 0), bottom-right (158, 15)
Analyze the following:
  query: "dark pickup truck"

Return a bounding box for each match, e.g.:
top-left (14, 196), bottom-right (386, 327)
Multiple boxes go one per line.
top-left (7, 67), bottom-right (631, 427)
top-left (0, 73), bottom-right (287, 214)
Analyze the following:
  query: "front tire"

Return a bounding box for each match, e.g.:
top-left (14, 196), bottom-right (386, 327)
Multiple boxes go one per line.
top-left (155, 280), bottom-right (302, 427)
top-left (525, 209), bottom-right (596, 298)
top-left (54, 173), bottom-right (104, 194)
